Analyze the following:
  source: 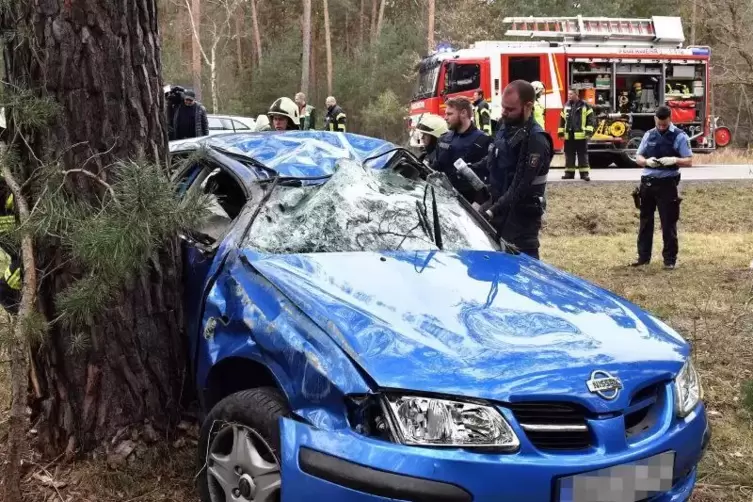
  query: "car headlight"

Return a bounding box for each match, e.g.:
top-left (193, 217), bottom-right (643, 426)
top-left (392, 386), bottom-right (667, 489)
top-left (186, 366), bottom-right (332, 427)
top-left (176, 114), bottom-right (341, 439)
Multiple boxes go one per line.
top-left (382, 394), bottom-right (519, 450)
top-left (674, 359), bottom-right (702, 417)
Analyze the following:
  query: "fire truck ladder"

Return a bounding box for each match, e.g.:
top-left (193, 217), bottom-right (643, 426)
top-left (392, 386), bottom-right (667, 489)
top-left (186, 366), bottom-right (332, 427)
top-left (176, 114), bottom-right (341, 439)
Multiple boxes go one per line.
top-left (503, 16), bottom-right (685, 46)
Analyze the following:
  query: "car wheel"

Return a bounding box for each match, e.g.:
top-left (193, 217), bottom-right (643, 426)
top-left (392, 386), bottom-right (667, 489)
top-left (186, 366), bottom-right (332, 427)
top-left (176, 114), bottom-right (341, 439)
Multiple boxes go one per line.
top-left (588, 152), bottom-right (617, 169)
top-left (197, 388), bottom-right (291, 502)
top-left (617, 132), bottom-right (644, 169)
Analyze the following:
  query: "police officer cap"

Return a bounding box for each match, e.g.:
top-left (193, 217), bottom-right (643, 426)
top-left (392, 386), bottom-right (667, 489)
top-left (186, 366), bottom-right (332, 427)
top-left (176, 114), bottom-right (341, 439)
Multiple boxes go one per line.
top-left (416, 114), bottom-right (448, 138)
top-left (268, 97), bottom-right (300, 126)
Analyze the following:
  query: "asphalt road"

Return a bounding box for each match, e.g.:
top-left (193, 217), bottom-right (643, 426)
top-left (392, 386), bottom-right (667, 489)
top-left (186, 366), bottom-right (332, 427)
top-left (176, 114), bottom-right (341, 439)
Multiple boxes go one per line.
top-left (549, 164), bottom-right (753, 182)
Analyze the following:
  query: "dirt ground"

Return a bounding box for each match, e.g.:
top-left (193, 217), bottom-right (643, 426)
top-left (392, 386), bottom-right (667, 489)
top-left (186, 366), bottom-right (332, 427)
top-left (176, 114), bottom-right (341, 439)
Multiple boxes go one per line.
top-left (0, 181), bottom-right (751, 501)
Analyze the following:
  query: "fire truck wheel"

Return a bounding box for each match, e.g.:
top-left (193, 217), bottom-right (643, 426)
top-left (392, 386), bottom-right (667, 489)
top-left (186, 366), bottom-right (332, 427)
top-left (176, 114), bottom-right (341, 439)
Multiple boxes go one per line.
top-left (616, 132), bottom-right (644, 169)
top-left (588, 152), bottom-right (617, 169)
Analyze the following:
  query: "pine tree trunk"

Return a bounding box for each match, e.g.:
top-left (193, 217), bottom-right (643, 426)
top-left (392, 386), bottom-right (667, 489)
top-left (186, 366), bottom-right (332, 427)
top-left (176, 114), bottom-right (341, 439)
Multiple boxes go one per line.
top-left (375, 0), bottom-right (386, 41)
top-left (370, 0), bottom-right (377, 43)
top-left (324, 0), bottom-right (333, 95)
top-left (301, 0), bottom-right (312, 95)
top-left (427, 0), bottom-right (435, 53)
top-left (359, 0), bottom-right (365, 48)
top-left (250, 0), bottom-right (262, 66)
top-left (4, 0), bottom-right (186, 457)
top-left (235, 4), bottom-right (244, 74)
top-left (192, 0), bottom-right (203, 98)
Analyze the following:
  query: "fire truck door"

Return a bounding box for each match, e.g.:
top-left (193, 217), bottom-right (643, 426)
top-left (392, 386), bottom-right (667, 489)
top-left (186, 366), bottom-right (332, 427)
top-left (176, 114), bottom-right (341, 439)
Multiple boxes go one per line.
top-left (502, 54), bottom-right (549, 126)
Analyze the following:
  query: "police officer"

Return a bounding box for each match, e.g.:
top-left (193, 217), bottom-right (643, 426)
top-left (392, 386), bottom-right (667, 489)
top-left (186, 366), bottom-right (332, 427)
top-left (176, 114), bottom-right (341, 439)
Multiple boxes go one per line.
top-left (432, 96), bottom-right (491, 203)
top-left (472, 89), bottom-right (493, 136)
top-left (531, 81), bottom-right (546, 128)
top-left (632, 105), bottom-right (692, 269)
top-left (0, 182), bottom-right (20, 313)
top-left (268, 97), bottom-right (300, 131)
top-left (415, 113), bottom-right (448, 167)
top-left (323, 96), bottom-right (347, 132)
top-left (558, 89), bottom-right (595, 181)
top-left (479, 80), bottom-right (552, 260)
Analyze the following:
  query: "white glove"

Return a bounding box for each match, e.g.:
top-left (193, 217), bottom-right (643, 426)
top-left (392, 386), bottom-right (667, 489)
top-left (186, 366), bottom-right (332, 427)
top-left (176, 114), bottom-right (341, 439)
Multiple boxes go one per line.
top-left (659, 157), bottom-right (678, 166)
top-left (472, 202), bottom-right (482, 211)
top-left (646, 157), bottom-right (661, 168)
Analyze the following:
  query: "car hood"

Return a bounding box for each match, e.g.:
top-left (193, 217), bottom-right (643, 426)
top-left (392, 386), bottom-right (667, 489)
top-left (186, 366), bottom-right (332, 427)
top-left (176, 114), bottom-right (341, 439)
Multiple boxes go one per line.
top-left (245, 250), bottom-right (688, 412)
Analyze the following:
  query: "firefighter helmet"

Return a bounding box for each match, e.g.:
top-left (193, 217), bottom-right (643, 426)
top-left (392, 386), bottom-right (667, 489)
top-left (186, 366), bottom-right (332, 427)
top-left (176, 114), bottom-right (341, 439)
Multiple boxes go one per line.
top-left (531, 81), bottom-right (545, 97)
top-left (268, 97), bottom-right (300, 127)
top-left (255, 114), bottom-right (271, 131)
top-left (416, 114), bottom-right (448, 139)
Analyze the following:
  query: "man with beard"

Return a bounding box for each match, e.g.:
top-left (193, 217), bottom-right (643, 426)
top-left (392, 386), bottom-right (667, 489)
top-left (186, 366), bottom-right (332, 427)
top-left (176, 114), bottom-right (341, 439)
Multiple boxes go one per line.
top-left (431, 96), bottom-right (491, 204)
top-left (478, 80), bottom-right (552, 260)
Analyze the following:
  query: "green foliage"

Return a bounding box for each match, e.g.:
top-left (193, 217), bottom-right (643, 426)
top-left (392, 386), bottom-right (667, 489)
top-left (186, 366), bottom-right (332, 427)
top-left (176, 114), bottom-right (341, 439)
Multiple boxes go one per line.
top-left (0, 86), bottom-right (60, 131)
top-left (360, 89), bottom-right (408, 143)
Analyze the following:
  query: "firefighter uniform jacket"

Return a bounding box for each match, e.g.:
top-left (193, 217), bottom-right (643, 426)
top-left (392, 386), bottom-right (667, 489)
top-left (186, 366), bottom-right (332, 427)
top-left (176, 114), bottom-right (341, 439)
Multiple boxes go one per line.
top-left (534, 100), bottom-right (545, 129)
top-left (473, 99), bottom-right (493, 136)
top-left (324, 105), bottom-right (347, 132)
top-left (558, 99), bottom-right (595, 140)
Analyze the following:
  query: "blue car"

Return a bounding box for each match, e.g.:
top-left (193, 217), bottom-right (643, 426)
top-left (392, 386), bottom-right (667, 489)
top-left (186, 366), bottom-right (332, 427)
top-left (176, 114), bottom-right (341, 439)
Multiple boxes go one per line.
top-left (170, 131), bottom-right (709, 502)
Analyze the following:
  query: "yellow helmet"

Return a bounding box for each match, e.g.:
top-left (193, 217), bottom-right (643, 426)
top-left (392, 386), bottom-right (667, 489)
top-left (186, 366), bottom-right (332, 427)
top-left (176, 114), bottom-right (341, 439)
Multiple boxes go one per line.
top-left (416, 113), bottom-right (448, 138)
top-left (268, 97), bottom-right (300, 127)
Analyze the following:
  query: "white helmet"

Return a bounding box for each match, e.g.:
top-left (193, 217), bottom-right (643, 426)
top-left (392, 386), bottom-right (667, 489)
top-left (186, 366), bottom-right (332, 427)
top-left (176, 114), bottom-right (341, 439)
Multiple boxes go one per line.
top-left (531, 81), bottom-right (545, 97)
top-left (268, 97), bottom-right (300, 127)
top-left (254, 114), bottom-right (271, 131)
top-left (416, 113), bottom-right (448, 139)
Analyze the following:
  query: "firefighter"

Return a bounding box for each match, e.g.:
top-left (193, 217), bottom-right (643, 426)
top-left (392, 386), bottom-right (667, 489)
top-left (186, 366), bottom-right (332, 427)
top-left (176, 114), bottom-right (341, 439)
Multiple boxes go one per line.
top-left (432, 96), bottom-right (491, 203)
top-left (323, 97), bottom-right (347, 132)
top-left (531, 81), bottom-right (546, 128)
top-left (479, 80), bottom-right (552, 260)
top-left (0, 182), bottom-right (20, 314)
top-left (558, 89), bottom-right (595, 181)
top-left (632, 105), bottom-right (692, 270)
top-left (472, 89), bottom-right (493, 136)
top-left (295, 92), bottom-right (317, 130)
top-left (415, 113), bottom-right (448, 167)
top-left (267, 97), bottom-right (300, 131)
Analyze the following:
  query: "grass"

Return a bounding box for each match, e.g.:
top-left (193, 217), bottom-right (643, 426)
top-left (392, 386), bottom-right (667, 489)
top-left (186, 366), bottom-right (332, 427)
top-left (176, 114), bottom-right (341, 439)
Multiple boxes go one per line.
top-left (0, 181), bottom-right (751, 501)
top-left (543, 180), bottom-right (753, 502)
top-left (549, 147), bottom-right (753, 167)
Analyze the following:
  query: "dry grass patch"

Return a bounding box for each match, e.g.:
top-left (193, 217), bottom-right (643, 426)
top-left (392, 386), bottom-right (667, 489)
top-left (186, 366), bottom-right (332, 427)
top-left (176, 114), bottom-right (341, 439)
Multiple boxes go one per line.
top-left (700, 148), bottom-right (753, 166)
top-left (544, 181), bottom-right (753, 502)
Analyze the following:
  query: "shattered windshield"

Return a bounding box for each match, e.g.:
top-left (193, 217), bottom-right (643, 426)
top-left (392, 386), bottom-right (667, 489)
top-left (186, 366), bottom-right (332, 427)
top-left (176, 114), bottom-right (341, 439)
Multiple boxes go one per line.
top-left (244, 160), bottom-right (499, 254)
top-left (414, 63), bottom-right (441, 100)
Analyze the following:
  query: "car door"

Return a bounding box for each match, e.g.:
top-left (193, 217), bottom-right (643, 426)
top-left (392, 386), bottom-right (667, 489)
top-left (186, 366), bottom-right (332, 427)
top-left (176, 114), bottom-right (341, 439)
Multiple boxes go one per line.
top-left (172, 152), bottom-right (251, 371)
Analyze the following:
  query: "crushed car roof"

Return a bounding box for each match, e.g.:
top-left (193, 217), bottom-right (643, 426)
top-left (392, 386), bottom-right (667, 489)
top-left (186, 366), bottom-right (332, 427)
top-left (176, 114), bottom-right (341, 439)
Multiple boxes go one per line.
top-left (169, 131), bottom-right (400, 178)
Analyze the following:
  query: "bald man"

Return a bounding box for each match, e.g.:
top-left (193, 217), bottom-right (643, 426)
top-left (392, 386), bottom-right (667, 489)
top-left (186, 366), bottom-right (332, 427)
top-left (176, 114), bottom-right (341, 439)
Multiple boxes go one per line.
top-left (323, 96), bottom-right (347, 132)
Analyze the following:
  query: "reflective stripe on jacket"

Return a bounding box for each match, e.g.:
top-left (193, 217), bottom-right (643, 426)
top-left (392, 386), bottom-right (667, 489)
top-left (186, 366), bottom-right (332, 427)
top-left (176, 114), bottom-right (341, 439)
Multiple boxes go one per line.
top-left (325, 106), bottom-right (347, 132)
top-left (558, 100), bottom-right (595, 140)
top-left (473, 100), bottom-right (492, 136)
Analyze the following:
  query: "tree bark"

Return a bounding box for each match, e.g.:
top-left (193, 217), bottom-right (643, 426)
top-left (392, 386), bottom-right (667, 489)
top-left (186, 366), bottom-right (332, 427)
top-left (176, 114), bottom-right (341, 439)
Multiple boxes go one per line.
top-left (235, 3), bottom-right (244, 74)
top-left (191, 0), bottom-right (203, 99)
top-left (250, 0), bottom-right (263, 66)
top-left (371, 0), bottom-right (377, 43)
top-left (375, 0), bottom-right (386, 41)
top-left (427, 0), bottom-right (435, 53)
top-left (359, 0), bottom-right (365, 49)
top-left (301, 0), bottom-right (312, 95)
top-left (324, 0), bottom-right (333, 95)
top-left (3, 0), bottom-right (186, 457)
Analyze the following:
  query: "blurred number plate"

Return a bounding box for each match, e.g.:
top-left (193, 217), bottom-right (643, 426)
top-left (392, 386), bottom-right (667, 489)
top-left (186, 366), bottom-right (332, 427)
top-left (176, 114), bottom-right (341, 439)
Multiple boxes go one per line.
top-left (558, 451), bottom-right (675, 502)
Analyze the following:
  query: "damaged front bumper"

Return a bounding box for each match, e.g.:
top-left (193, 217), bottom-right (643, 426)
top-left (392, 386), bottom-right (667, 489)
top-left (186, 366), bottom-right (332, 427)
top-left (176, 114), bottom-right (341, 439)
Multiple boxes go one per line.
top-left (280, 407), bottom-right (709, 502)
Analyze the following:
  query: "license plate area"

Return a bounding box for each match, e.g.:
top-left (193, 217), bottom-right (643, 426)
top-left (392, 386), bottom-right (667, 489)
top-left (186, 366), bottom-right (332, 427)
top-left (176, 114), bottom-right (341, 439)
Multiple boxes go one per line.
top-left (558, 451), bottom-right (675, 502)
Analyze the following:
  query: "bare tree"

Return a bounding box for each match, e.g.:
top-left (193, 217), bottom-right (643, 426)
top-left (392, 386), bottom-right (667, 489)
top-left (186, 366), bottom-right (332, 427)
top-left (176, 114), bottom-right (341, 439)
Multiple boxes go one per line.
top-left (427, 0), bottom-right (435, 53)
top-left (376, 0), bottom-right (386, 40)
top-left (192, 0), bottom-right (202, 99)
top-left (371, 0), bottom-right (377, 42)
top-left (360, 0), bottom-right (366, 48)
top-left (302, 0), bottom-right (312, 95)
top-left (184, 0), bottom-right (242, 112)
top-left (324, 0), bottom-right (333, 95)
top-left (251, 0), bottom-right (263, 66)
top-left (235, 2), bottom-right (245, 73)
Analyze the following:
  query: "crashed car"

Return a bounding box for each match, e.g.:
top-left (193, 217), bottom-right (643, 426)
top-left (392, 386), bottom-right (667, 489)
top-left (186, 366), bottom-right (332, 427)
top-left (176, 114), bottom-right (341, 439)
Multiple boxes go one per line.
top-left (170, 131), bottom-right (709, 502)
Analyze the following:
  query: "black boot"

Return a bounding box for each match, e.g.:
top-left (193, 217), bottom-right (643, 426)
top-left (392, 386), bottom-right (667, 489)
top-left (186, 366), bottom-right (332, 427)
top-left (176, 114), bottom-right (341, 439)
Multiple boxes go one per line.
top-left (580, 171), bottom-right (591, 182)
top-left (561, 171), bottom-right (575, 180)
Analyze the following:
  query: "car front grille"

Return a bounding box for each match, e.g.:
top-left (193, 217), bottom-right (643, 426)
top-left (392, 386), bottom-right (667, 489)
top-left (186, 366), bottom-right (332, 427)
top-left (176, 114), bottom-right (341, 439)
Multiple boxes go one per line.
top-left (506, 402), bottom-right (593, 451)
top-left (625, 382), bottom-right (665, 440)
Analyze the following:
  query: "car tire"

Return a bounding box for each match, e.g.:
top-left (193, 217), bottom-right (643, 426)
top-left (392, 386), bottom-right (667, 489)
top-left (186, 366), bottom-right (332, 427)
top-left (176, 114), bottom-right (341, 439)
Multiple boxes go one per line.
top-left (197, 387), bottom-right (291, 502)
top-left (617, 131), bottom-right (645, 169)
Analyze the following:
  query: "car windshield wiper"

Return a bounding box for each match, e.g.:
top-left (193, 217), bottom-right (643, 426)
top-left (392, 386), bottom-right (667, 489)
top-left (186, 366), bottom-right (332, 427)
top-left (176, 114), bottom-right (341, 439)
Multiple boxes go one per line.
top-left (417, 184), bottom-right (443, 250)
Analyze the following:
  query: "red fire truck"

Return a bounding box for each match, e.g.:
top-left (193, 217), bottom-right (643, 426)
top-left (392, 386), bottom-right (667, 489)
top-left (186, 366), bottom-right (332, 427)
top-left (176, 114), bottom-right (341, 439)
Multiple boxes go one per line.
top-left (408, 16), bottom-right (731, 168)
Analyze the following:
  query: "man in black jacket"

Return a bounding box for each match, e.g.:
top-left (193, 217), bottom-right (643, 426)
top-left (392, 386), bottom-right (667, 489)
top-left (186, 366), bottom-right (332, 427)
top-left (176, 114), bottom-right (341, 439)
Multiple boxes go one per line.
top-left (473, 89), bottom-right (493, 136)
top-left (323, 96), bottom-right (347, 132)
top-left (479, 80), bottom-right (552, 260)
top-left (171, 90), bottom-right (209, 140)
